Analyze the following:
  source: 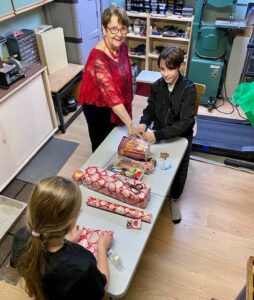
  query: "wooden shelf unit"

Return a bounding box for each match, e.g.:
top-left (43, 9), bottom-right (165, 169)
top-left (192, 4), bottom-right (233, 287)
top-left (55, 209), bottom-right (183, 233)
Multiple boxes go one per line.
top-left (126, 12), bottom-right (193, 74)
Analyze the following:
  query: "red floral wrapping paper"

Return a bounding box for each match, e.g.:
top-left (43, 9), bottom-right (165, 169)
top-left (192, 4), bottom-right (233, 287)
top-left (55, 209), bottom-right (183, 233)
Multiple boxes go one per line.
top-left (82, 166), bottom-right (151, 209)
top-left (78, 227), bottom-right (113, 257)
top-left (87, 196), bottom-right (152, 223)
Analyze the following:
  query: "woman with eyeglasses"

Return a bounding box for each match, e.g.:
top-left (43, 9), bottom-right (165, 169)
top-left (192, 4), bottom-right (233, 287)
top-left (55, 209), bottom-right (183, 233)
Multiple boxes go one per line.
top-left (79, 6), bottom-right (134, 152)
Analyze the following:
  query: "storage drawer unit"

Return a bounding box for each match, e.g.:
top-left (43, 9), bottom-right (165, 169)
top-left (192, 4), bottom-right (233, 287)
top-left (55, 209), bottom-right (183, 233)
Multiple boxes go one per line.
top-left (6, 29), bottom-right (40, 66)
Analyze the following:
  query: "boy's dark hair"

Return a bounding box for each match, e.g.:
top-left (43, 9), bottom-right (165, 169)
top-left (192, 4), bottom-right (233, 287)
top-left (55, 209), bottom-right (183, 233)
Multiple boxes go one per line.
top-left (157, 47), bottom-right (184, 69)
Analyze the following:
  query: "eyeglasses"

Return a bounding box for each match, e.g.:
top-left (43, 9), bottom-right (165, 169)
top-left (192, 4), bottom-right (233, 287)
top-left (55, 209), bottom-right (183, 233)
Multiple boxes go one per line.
top-left (106, 27), bottom-right (128, 35)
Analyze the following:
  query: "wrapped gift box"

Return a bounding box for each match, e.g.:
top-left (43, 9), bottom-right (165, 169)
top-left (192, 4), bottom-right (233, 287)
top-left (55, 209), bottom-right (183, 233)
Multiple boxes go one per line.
top-left (118, 136), bottom-right (150, 161)
top-left (78, 227), bottom-right (113, 257)
top-left (82, 166), bottom-right (151, 209)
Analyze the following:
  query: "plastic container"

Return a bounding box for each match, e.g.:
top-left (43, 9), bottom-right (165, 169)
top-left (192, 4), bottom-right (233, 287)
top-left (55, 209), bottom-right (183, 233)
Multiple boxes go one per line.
top-left (106, 156), bottom-right (145, 181)
top-left (232, 82), bottom-right (254, 126)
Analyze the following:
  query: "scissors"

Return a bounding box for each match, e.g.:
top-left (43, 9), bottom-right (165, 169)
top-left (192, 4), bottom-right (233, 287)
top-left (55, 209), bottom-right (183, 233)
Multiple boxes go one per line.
top-left (114, 175), bottom-right (143, 194)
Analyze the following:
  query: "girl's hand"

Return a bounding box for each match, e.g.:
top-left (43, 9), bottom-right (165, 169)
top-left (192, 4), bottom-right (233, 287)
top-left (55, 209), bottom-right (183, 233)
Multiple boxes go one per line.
top-left (65, 224), bottom-right (82, 243)
top-left (97, 232), bottom-right (113, 251)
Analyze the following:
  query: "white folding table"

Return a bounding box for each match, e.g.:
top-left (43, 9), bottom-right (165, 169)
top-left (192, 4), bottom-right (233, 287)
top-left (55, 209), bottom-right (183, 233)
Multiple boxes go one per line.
top-left (77, 126), bottom-right (188, 298)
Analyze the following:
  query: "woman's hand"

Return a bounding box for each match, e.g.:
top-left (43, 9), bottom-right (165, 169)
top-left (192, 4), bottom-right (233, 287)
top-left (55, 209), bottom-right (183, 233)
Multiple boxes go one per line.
top-left (97, 232), bottom-right (113, 252)
top-left (142, 131), bottom-right (156, 143)
top-left (128, 125), bottom-right (138, 137)
top-left (128, 124), bottom-right (146, 137)
top-left (65, 224), bottom-right (82, 243)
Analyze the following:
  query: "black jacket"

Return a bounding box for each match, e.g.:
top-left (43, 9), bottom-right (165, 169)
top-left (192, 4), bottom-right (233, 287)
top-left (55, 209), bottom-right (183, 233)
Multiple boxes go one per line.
top-left (140, 74), bottom-right (196, 141)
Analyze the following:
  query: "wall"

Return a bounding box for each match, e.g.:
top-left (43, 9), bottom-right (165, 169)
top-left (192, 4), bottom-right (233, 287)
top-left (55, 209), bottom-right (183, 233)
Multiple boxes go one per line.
top-left (235, 0), bottom-right (254, 19)
top-left (0, 8), bottom-right (45, 57)
top-left (185, 0), bottom-right (196, 8)
top-left (110, 0), bottom-right (125, 7)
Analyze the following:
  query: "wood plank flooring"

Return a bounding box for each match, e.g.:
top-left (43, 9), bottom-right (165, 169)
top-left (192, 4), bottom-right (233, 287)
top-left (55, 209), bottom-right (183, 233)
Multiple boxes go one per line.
top-left (0, 95), bottom-right (253, 300)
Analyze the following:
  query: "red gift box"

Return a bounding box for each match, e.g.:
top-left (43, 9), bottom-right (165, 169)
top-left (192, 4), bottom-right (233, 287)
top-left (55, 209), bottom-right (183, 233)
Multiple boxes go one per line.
top-left (118, 136), bottom-right (150, 161)
top-left (82, 166), bottom-right (151, 209)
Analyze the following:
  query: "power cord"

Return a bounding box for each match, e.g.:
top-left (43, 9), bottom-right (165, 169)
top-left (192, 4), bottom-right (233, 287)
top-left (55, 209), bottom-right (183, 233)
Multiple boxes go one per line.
top-left (214, 58), bottom-right (248, 120)
top-left (215, 79), bottom-right (248, 120)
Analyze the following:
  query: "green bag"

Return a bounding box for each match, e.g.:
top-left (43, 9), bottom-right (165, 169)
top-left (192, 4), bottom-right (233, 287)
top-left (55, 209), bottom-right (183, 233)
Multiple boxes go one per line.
top-left (232, 82), bottom-right (254, 126)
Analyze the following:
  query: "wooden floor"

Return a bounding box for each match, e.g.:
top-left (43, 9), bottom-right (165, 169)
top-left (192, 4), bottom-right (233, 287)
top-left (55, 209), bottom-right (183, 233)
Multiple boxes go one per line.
top-left (1, 95), bottom-right (254, 300)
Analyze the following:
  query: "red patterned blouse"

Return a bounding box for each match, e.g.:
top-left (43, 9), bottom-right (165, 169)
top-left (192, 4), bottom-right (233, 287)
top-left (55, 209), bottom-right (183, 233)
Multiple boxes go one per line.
top-left (78, 43), bottom-right (133, 125)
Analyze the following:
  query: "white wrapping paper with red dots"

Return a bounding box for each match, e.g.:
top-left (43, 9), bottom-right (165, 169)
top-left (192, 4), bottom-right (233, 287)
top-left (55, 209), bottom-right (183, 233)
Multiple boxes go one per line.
top-left (78, 227), bottom-right (113, 257)
top-left (87, 196), bottom-right (152, 223)
top-left (82, 166), bottom-right (151, 209)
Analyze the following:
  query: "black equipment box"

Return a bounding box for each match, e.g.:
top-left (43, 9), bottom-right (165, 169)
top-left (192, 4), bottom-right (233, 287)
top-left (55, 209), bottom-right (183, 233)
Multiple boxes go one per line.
top-left (6, 29), bottom-right (40, 66)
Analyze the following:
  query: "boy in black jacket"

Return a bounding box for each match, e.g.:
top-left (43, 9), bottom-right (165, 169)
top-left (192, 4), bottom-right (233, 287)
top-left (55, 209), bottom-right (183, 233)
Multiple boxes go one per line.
top-left (139, 47), bottom-right (196, 224)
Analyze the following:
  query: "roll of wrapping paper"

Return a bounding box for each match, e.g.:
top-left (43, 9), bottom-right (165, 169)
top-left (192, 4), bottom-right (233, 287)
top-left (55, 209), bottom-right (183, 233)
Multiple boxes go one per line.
top-left (87, 196), bottom-right (152, 223)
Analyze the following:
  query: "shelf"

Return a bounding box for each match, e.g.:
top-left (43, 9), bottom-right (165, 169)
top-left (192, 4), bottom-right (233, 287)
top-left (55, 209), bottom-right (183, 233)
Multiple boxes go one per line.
top-left (129, 54), bottom-right (146, 59)
top-left (0, 12), bottom-right (15, 22)
top-left (126, 33), bottom-right (147, 40)
top-left (148, 53), bottom-right (188, 62)
top-left (150, 15), bottom-right (193, 22)
top-left (0, 0), bottom-right (54, 21)
top-left (148, 53), bottom-right (159, 59)
top-left (127, 12), bottom-right (149, 18)
top-left (149, 35), bottom-right (189, 42)
top-left (62, 105), bottom-right (82, 128)
top-left (126, 13), bottom-right (193, 73)
top-left (15, 1), bottom-right (53, 15)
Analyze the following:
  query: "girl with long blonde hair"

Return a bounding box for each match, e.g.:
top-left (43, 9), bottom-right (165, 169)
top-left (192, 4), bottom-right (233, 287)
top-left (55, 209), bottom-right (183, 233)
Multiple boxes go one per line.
top-left (11, 176), bottom-right (113, 300)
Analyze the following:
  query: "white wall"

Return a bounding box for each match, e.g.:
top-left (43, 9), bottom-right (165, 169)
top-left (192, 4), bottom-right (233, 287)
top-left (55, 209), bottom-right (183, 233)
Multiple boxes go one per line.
top-left (0, 7), bottom-right (45, 57)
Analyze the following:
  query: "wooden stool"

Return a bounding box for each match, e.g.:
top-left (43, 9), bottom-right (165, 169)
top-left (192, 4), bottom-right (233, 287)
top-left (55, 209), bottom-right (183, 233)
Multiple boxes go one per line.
top-left (48, 63), bottom-right (83, 133)
top-left (36, 28), bottom-right (84, 133)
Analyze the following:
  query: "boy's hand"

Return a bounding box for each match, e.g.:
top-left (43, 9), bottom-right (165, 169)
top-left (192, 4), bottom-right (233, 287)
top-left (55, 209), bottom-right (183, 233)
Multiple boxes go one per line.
top-left (142, 131), bottom-right (156, 143)
top-left (136, 124), bottom-right (146, 135)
